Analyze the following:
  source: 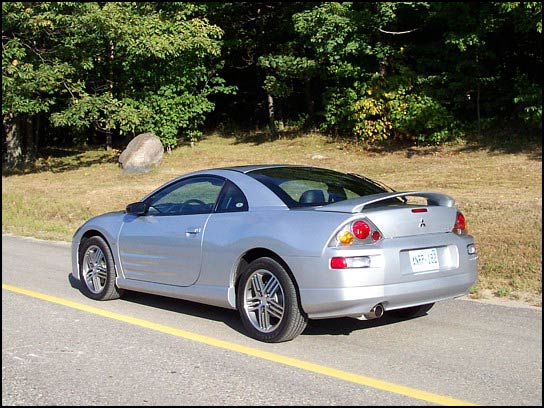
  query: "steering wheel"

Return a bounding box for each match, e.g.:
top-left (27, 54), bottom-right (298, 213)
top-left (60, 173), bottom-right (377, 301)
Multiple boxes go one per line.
top-left (181, 199), bottom-right (207, 214)
top-left (149, 202), bottom-right (177, 214)
top-left (183, 199), bottom-right (206, 207)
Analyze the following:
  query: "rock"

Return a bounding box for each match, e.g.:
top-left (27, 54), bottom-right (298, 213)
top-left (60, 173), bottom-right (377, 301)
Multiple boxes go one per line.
top-left (311, 154), bottom-right (327, 160)
top-left (118, 133), bottom-right (164, 174)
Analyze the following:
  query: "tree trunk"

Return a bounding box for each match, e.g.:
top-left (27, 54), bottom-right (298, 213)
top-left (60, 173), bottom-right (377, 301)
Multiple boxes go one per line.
top-left (3, 113), bottom-right (23, 171)
top-left (277, 104), bottom-right (284, 131)
top-left (267, 93), bottom-right (277, 136)
top-left (304, 77), bottom-right (314, 120)
top-left (105, 131), bottom-right (112, 151)
top-left (35, 114), bottom-right (43, 156)
top-left (475, 6), bottom-right (481, 136)
top-left (106, 39), bottom-right (115, 151)
top-left (476, 83), bottom-right (481, 136)
top-left (24, 115), bottom-right (36, 166)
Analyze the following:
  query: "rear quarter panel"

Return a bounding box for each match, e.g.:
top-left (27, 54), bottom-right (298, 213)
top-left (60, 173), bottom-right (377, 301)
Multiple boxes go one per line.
top-left (198, 209), bottom-right (350, 287)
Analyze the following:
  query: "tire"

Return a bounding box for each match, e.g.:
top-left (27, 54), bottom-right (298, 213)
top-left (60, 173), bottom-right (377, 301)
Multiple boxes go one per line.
top-left (388, 303), bottom-right (435, 319)
top-left (79, 236), bottom-right (123, 301)
top-left (237, 257), bottom-right (308, 343)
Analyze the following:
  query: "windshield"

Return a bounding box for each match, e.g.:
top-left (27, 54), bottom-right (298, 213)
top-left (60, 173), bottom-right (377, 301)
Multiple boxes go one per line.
top-left (247, 167), bottom-right (393, 208)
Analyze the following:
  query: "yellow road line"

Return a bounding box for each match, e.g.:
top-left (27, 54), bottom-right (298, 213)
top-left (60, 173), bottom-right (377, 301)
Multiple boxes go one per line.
top-left (2, 283), bottom-right (477, 406)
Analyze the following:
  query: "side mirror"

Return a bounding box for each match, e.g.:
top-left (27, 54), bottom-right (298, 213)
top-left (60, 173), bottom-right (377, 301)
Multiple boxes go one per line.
top-left (126, 202), bottom-right (149, 216)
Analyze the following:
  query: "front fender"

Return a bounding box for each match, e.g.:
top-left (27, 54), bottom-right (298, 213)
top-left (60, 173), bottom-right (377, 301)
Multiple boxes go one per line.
top-left (71, 211), bottom-right (125, 281)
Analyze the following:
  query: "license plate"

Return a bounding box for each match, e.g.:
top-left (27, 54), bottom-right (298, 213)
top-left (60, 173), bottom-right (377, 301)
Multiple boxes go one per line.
top-left (409, 248), bottom-right (439, 273)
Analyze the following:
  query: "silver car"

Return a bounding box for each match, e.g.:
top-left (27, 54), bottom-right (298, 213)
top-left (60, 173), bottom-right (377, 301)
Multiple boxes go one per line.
top-left (71, 165), bottom-right (478, 342)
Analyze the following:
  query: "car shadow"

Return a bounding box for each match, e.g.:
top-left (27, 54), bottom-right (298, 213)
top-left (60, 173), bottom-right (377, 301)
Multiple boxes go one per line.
top-left (68, 273), bottom-right (245, 335)
top-left (121, 290), bottom-right (245, 334)
top-left (68, 273), bottom-right (83, 291)
top-left (303, 314), bottom-right (414, 337)
top-left (68, 273), bottom-right (414, 338)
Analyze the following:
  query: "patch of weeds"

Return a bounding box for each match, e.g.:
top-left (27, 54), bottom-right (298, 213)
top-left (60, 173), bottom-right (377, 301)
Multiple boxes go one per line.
top-left (469, 284), bottom-right (482, 299)
top-left (495, 287), bottom-right (511, 298)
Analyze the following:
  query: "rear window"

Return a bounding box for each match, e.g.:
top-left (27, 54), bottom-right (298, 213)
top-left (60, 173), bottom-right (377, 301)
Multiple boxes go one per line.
top-left (247, 167), bottom-right (390, 208)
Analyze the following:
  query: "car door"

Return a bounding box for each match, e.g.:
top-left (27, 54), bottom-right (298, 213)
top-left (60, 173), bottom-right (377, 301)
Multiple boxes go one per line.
top-left (118, 176), bottom-right (225, 286)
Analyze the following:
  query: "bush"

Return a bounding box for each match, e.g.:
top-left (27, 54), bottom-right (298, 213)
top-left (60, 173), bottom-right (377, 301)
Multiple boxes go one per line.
top-left (321, 74), bottom-right (455, 144)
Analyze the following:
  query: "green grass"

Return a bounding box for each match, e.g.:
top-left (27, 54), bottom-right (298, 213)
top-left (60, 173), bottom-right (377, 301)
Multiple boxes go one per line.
top-left (2, 131), bottom-right (542, 306)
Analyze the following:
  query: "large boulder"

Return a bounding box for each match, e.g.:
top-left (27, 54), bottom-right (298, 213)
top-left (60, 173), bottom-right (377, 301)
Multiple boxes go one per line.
top-left (118, 132), bottom-right (164, 174)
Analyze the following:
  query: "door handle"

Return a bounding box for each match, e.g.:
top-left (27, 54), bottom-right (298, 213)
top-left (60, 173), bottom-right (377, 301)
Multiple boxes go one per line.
top-left (185, 227), bottom-right (201, 236)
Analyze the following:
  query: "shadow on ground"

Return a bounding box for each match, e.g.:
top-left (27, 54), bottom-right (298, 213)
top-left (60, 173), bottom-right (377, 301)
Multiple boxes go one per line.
top-left (68, 273), bottom-right (412, 339)
top-left (223, 129), bottom-right (305, 146)
top-left (68, 273), bottom-right (245, 335)
top-left (2, 146), bottom-right (121, 177)
top-left (6, 128), bottom-right (539, 177)
top-left (361, 132), bottom-right (542, 161)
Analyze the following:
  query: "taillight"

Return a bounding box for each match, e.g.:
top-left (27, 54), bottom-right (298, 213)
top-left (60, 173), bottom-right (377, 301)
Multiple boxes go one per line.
top-left (352, 221), bottom-right (370, 239)
top-left (337, 230), bottom-right (354, 245)
top-left (332, 218), bottom-right (383, 247)
top-left (453, 212), bottom-right (468, 235)
top-left (330, 256), bottom-right (371, 269)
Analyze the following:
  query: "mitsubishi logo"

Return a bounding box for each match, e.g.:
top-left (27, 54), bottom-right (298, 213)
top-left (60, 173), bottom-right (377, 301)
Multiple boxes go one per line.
top-left (419, 218), bottom-right (426, 228)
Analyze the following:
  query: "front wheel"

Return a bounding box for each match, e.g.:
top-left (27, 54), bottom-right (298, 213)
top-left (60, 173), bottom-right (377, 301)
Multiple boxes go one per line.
top-left (79, 236), bottom-right (123, 301)
top-left (237, 257), bottom-right (307, 343)
top-left (388, 303), bottom-right (435, 319)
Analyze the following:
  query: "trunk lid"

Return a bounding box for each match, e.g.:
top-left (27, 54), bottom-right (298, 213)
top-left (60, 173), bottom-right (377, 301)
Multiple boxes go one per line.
top-left (363, 205), bottom-right (457, 237)
top-left (315, 191), bottom-right (457, 238)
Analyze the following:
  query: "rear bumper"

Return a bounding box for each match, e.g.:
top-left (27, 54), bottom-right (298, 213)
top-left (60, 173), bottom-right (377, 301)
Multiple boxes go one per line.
top-left (286, 233), bottom-right (478, 319)
top-left (299, 270), bottom-right (476, 319)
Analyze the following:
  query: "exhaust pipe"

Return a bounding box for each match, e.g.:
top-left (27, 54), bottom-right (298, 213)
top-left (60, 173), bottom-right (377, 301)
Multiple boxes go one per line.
top-left (354, 303), bottom-right (384, 321)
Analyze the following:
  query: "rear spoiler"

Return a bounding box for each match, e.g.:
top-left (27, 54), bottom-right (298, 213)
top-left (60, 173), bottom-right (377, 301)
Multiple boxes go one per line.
top-left (315, 191), bottom-right (455, 213)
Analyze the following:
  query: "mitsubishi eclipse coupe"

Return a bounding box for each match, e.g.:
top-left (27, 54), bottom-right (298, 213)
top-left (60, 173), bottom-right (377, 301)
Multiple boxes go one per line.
top-left (71, 165), bottom-right (478, 342)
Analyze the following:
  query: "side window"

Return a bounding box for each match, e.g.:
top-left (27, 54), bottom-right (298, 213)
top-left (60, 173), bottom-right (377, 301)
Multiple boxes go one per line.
top-left (216, 181), bottom-right (248, 213)
top-left (148, 176), bottom-right (225, 215)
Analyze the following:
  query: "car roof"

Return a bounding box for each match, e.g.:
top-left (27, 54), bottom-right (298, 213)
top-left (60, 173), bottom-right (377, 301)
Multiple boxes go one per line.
top-left (217, 164), bottom-right (317, 173)
top-left (141, 165), bottom-right (305, 210)
top-left (142, 165), bottom-right (346, 211)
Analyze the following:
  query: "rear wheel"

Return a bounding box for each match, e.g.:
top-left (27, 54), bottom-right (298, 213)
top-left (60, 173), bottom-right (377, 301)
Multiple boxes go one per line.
top-left (79, 236), bottom-right (123, 301)
top-left (237, 257), bottom-right (307, 343)
top-left (388, 303), bottom-right (434, 318)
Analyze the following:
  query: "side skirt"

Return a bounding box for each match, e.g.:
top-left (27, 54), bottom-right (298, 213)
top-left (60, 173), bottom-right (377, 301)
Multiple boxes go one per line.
top-left (116, 277), bottom-right (236, 310)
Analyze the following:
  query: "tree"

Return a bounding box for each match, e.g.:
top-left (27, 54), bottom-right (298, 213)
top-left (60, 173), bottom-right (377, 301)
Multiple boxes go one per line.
top-left (205, 2), bottom-right (310, 133)
top-left (3, 1), bottom-right (541, 167)
top-left (2, 2), bottom-right (232, 170)
top-left (2, 2), bottom-right (85, 169)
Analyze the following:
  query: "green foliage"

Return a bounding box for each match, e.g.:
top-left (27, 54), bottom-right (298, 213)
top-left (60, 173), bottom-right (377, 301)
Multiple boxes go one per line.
top-left (2, 1), bottom-right (543, 158)
top-left (2, 2), bottom-right (233, 150)
top-left (321, 73), bottom-right (455, 144)
top-left (2, 3), bottom-right (79, 116)
top-left (496, 2), bottom-right (542, 33)
top-left (259, 55), bottom-right (317, 97)
top-left (513, 74), bottom-right (543, 130)
top-left (320, 87), bottom-right (358, 136)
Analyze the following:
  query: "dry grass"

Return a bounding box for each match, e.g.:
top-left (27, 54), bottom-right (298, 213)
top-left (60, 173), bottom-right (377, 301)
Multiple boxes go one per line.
top-left (2, 131), bottom-right (541, 306)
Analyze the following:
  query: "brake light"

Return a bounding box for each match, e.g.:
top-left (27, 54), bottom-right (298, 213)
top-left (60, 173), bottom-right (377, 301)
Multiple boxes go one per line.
top-left (411, 208), bottom-right (428, 213)
top-left (330, 257), bottom-right (347, 269)
top-left (330, 256), bottom-right (371, 269)
top-left (352, 221), bottom-right (370, 239)
top-left (453, 212), bottom-right (468, 235)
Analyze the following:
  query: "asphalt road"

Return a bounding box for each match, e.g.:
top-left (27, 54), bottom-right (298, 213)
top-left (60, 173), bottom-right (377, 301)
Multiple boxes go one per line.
top-left (2, 234), bottom-right (542, 406)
